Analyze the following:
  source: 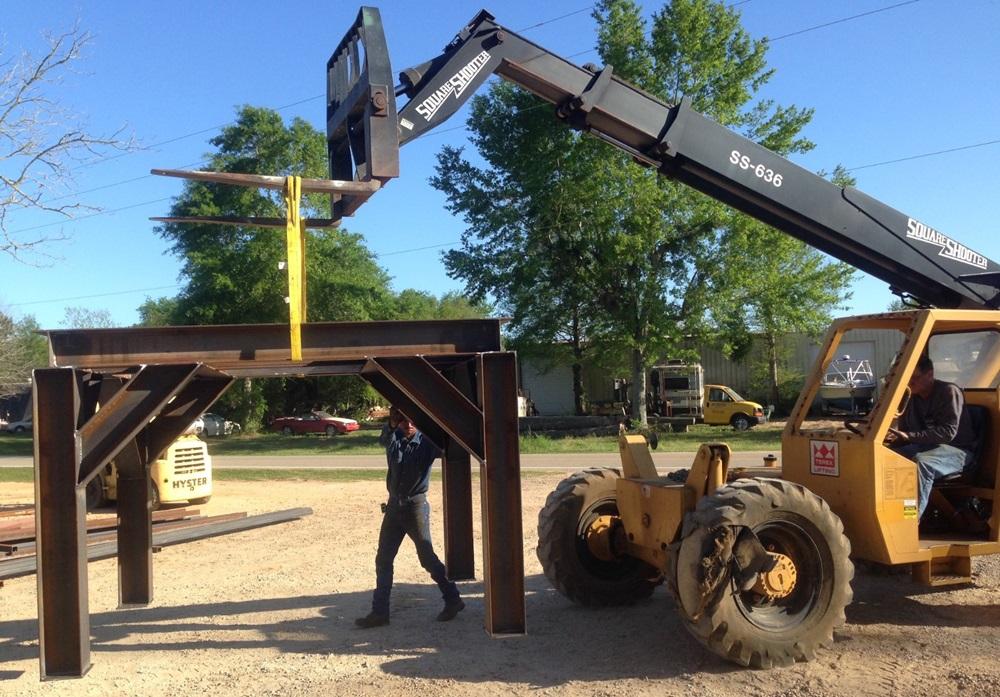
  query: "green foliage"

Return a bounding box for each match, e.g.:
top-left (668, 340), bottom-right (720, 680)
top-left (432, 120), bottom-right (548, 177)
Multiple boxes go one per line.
top-left (0, 312), bottom-right (48, 395)
top-left (136, 296), bottom-right (179, 327)
top-left (150, 105), bottom-right (491, 424)
top-left (435, 0), bottom-right (819, 422)
top-left (157, 106), bottom-right (394, 326)
top-left (60, 306), bottom-right (115, 328)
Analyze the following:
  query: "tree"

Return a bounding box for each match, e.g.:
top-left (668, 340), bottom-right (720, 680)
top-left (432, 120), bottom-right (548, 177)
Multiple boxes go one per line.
top-left (705, 167), bottom-right (858, 410)
top-left (61, 306), bottom-right (115, 328)
top-left (0, 312), bottom-right (48, 397)
top-left (435, 0), bottom-right (817, 423)
top-left (157, 106), bottom-right (394, 326)
top-left (0, 25), bottom-right (133, 261)
top-left (154, 106), bottom-right (421, 428)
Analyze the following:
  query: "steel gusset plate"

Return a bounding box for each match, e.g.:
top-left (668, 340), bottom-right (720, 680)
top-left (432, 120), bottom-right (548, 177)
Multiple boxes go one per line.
top-left (366, 356), bottom-right (485, 461)
top-left (76, 364), bottom-right (203, 486)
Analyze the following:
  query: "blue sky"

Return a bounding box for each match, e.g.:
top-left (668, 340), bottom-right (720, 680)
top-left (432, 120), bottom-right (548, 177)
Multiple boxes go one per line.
top-left (2, 0), bottom-right (999, 329)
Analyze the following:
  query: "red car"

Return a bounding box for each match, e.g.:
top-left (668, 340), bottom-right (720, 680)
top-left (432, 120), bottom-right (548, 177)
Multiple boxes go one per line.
top-left (271, 411), bottom-right (360, 436)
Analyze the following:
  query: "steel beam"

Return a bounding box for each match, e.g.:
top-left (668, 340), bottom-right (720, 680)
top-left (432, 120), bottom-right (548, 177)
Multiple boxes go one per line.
top-left (368, 356), bottom-right (484, 460)
top-left (359, 365), bottom-right (447, 449)
top-left (45, 320), bottom-right (502, 374)
top-left (77, 364), bottom-right (200, 485)
top-left (143, 366), bottom-right (234, 461)
top-left (115, 438), bottom-right (153, 606)
top-left (477, 353), bottom-right (525, 635)
top-left (33, 368), bottom-right (91, 678)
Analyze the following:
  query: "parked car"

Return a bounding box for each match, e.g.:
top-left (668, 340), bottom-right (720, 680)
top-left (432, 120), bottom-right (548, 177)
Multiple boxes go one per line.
top-left (202, 413), bottom-right (241, 437)
top-left (271, 411), bottom-right (360, 436)
top-left (5, 417), bottom-right (32, 433)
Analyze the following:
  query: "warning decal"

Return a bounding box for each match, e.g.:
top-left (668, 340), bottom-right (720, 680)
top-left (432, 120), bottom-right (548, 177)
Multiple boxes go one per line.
top-left (810, 440), bottom-right (840, 477)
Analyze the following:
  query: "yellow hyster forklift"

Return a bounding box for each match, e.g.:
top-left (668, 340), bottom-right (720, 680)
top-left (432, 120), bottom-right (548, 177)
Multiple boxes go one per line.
top-left (331, 8), bottom-right (1000, 668)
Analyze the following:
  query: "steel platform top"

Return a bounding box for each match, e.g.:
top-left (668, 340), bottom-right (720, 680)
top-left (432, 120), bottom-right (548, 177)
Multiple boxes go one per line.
top-left (43, 319), bottom-right (503, 377)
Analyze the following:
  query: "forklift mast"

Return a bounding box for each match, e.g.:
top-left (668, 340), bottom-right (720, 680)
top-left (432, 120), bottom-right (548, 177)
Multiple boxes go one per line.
top-left (328, 7), bottom-right (1000, 310)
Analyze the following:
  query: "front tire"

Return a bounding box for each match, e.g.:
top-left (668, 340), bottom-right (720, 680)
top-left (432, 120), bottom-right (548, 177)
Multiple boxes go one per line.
top-left (674, 478), bottom-right (853, 668)
top-left (325, 425), bottom-right (338, 437)
top-left (282, 426), bottom-right (293, 436)
top-left (731, 413), bottom-right (752, 431)
top-left (537, 467), bottom-right (661, 606)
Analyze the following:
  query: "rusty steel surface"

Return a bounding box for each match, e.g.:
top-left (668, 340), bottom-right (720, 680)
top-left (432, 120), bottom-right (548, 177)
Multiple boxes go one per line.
top-left (33, 315), bottom-right (523, 677)
top-left (115, 440), bottom-right (154, 606)
top-left (368, 356), bottom-right (485, 460)
top-left (443, 441), bottom-right (475, 581)
top-left (33, 369), bottom-right (92, 678)
top-left (142, 367), bottom-right (233, 462)
top-left (77, 364), bottom-right (200, 484)
top-left (477, 353), bottom-right (526, 636)
top-left (151, 168), bottom-right (382, 194)
top-left (45, 319), bottom-right (502, 374)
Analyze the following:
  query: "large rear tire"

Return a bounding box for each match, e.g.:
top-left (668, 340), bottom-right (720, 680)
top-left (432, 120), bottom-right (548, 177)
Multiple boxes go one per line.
top-left (85, 476), bottom-right (106, 511)
top-left (537, 467), bottom-right (661, 606)
top-left (674, 477), bottom-right (853, 668)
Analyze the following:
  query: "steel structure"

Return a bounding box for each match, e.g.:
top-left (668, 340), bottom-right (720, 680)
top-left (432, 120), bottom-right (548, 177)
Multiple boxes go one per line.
top-left (33, 318), bottom-right (524, 679)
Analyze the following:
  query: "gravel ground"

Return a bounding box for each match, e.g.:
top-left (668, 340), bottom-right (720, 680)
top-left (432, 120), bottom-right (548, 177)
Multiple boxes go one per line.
top-left (3, 474), bottom-right (1000, 697)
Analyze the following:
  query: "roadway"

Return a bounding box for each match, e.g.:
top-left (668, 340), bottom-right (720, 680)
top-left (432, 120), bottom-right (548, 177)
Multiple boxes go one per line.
top-left (0, 450), bottom-right (780, 470)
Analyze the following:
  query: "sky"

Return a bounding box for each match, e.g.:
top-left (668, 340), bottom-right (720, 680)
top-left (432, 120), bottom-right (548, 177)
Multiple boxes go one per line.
top-left (2, 0), bottom-right (999, 330)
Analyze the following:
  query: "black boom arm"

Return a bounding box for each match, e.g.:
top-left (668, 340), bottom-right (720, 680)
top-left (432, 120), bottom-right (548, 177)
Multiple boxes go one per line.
top-left (328, 8), bottom-right (1000, 310)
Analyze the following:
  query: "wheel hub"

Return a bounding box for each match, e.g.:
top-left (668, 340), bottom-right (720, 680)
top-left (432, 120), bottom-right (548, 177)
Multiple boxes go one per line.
top-left (584, 514), bottom-right (619, 562)
top-left (750, 552), bottom-right (797, 600)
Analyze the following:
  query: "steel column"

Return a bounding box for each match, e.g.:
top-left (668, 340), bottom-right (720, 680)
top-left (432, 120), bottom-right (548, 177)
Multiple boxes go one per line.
top-left (115, 438), bottom-right (153, 606)
top-left (477, 353), bottom-right (525, 635)
top-left (33, 368), bottom-right (91, 678)
top-left (442, 440), bottom-right (474, 580)
top-left (441, 362), bottom-right (477, 580)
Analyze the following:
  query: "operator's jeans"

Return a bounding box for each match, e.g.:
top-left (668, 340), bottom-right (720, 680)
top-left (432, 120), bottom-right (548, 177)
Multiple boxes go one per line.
top-left (895, 443), bottom-right (975, 517)
top-left (371, 498), bottom-right (460, 616)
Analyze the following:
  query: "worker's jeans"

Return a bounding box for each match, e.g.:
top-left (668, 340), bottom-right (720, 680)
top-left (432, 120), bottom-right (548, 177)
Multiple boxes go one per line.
top-left (895, 443), bottom-right (975, 517)
top-left (371, 498), bottom-right (459, 615)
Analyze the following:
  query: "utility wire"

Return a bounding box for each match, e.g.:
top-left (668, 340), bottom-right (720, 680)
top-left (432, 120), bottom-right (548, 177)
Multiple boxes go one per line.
top-left (9, 285), bottom-right (182, 307)
top-left (846, 138), bottom-right (1000, 172)
top-left (769, 0), bottom-right (922, 42)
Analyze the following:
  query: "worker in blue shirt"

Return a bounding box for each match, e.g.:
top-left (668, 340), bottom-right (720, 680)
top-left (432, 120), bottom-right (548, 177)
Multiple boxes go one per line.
top-left (355, 407), bottom-right (464, 628)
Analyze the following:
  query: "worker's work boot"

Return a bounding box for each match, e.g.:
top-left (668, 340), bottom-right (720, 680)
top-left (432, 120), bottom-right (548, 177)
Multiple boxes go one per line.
top-left (354, 612), bottom-right (389, 628)
top-left (436, 598), bottom-right (465, 622)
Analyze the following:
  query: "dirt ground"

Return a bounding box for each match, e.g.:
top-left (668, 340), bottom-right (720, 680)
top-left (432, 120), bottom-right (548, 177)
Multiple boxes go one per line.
top-left (4, 474), bottom-right (1000, 697)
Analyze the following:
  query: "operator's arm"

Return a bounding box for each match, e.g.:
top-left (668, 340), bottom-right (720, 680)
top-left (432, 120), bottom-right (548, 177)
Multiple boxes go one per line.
top-left (900, 383), bottom-right (963, 445)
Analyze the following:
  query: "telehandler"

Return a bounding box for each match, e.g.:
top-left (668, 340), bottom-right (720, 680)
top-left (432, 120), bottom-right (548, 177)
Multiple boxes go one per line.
top-left (328, 7), bottom-right (1000, 668)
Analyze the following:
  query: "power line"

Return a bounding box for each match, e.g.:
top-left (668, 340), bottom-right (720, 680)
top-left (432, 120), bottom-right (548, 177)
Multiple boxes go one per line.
top-left (769, 0), bottom-right (923, 42)
top-left (8, 284), bottom-right (182, 308)
top-left (846, 138), bottom-right (1000, 172)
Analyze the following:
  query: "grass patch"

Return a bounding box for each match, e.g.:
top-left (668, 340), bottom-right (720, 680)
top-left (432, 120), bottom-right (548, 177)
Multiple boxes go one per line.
top-left (0, 467), bottom-right (557, 485)
top-left (520, 425), bottom-right (782, 453)
top-left (1, 423), bottom-right (784, 461)
top-left (0, 468), bottom-right (32, 482)
top-left (0, 434), bottom-right (33, 456)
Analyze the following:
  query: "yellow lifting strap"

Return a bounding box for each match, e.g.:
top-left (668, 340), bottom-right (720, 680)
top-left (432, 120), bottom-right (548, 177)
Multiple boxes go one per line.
top-left (283, 176), bottom-right (308, 361)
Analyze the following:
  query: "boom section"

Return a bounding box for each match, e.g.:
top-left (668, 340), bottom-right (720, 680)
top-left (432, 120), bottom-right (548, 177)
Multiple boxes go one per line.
top-left (333, 8), bottom-right (1000, 309)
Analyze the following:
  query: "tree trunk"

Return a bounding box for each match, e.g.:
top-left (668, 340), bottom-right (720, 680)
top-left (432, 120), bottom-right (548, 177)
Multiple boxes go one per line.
top-left (767, 333), bottom-right (780, 409)
top-left (630, 347), bottom-right (647, 426)
top-left (571, 312), bottom-right (587, 415)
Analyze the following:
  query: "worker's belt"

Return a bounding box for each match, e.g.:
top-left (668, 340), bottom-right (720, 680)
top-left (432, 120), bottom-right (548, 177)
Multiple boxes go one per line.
top-left (387, 492), bottom-right (427, 506)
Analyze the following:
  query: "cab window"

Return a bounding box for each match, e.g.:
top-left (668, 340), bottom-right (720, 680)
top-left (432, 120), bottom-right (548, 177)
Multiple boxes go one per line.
top-left (927, 330), bottom-right (1000, 388)
top-left (708, 388), bottom-right (729, 402)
